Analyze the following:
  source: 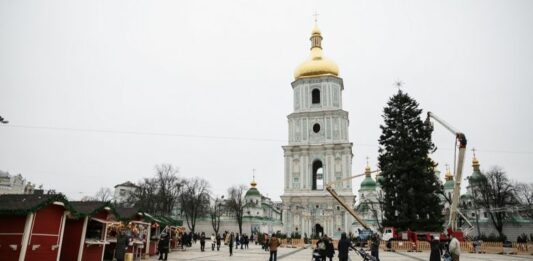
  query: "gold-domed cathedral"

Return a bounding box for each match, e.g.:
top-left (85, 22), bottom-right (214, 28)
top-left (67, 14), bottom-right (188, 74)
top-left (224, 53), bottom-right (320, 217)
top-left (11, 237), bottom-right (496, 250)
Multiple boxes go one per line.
top-left (280, 23), bottom-right (355, 239)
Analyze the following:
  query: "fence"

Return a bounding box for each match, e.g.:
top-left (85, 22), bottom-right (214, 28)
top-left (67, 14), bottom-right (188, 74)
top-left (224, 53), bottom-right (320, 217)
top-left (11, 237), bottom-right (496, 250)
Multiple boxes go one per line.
top-left (384, 240), bottom-right (533, 255)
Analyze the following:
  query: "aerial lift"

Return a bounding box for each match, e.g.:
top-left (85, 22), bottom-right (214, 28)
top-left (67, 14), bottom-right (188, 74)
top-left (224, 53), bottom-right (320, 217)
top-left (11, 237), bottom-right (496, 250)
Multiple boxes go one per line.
top-left (426, 112), bottom-right (468, 236)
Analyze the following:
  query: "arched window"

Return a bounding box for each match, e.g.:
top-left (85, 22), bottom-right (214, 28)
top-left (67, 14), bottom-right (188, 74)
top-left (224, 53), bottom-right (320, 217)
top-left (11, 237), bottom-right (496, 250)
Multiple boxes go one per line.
top-left (312, 89), bottom-right (320, 104)
top-left (312, 160), bottom-right (324, 190)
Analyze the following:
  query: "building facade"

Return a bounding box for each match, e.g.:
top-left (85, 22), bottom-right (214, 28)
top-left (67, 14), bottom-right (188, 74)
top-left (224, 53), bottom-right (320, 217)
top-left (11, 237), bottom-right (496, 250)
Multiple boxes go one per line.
top-left (0, 170), bottom-right (36, 195)
top-left (281, 24), bottom-right (355, 239)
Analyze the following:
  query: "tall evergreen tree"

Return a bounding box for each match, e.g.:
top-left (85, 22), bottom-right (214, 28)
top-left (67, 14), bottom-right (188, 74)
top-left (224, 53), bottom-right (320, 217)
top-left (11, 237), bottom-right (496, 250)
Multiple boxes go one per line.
top-left (378, 90), bottom-right (444, 231)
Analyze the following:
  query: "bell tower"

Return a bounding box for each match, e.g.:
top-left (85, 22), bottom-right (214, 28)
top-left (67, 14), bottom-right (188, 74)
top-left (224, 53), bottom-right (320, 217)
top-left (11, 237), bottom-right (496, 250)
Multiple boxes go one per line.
top-left (281, 23), bottom-right (355, 238)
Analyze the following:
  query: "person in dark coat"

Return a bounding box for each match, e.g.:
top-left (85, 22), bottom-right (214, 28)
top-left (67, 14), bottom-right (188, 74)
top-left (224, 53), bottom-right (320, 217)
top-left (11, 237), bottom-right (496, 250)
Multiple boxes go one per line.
top-left (325, 236), bottom-right (335, 261)
top-left (115, 230), bottom-right (130, 261)
top-left (216, 233), bottom-right (221, 251)
top-left (228, 232), bottom-right (234, 256)
top-left (430, 235), bottom-right (442, 261)
top-left (158, 232), bottom-right (170, 260)
top-left (337, 232), bottom-right (352, 261)
top-left (370, 233), bottom-right (380, 261)
top-left (200, 232), bottom-right (206, 252)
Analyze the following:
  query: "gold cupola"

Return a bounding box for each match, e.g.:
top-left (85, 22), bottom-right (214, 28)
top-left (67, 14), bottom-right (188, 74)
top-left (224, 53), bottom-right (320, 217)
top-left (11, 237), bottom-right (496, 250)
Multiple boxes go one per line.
top-left (294, 24), bottom-right (339, 79)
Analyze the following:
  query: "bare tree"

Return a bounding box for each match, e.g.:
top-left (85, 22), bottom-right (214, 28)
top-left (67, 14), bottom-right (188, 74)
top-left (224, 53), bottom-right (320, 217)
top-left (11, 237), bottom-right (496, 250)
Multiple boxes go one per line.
top-left (155, 164), bottom-right (183, 215)
top-left (210, 196), bottom-right (225, 235)
top-left (179, 177), bottom-right (210, 234)
top-left (125, 164), bottom-right (183, 216)
top-left (94, 187), bottom-right (113, 202)
top-left (128, 177), bottom-right (159, 212)
top-left (515, 182), bottom-right (533, 219)
top-left (365, 190), bottom-right (385, 232)
top-left (474, 167), bottom-right (518, 239)
top-left (227, 185), bottom-right (247, 235)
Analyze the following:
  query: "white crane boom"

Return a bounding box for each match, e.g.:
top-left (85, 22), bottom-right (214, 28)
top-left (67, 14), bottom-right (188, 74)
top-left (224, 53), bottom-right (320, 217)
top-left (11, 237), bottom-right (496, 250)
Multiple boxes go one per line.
top-left (426, 112), bottom-right (467, 231)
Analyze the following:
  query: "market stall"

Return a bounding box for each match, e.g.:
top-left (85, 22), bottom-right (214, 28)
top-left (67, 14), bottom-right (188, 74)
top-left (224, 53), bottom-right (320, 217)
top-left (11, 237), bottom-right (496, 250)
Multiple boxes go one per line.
top-left (59, 201), bottom-right (118, 261)
top-left (0, 194), bottom-right (70, 261)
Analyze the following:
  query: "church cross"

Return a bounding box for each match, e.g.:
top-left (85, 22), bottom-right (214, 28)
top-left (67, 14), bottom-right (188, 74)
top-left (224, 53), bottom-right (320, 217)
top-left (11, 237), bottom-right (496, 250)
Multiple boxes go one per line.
top-left (472, 148), bottom-right (477, 158)
top-left (366, 156), bottom-right (370, 166)
top-left (252, 168), bottom-right (256, 180)
top-left (313, 11), bottom-right (319, 24)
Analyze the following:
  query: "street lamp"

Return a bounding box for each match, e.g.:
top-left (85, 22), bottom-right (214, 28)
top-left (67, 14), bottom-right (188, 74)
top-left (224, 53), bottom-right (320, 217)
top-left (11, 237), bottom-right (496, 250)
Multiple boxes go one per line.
top-left (0, 115), bottom-right (8, 124)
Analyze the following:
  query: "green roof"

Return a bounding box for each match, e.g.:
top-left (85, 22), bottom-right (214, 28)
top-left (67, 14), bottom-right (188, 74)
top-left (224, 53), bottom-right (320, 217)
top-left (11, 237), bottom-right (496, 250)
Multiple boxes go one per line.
top-left (469, 170), bottom-right (484, 184)
top-left (444, 179), bottom-right (455, 190)
top-left (245, 188), bottom-right (261, 197)
top-left (359, 176), bottom-right (377, 190)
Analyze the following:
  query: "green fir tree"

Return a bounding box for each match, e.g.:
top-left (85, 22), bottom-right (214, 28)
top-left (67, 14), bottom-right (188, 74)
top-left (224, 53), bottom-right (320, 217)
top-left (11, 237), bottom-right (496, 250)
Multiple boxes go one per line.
top-left (377, 90), bottom-right (444, 231)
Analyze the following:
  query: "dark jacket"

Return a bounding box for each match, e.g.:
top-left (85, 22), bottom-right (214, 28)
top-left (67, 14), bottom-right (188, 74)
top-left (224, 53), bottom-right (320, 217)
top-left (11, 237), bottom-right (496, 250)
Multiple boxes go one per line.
top-left (337, 237), bottom-right (352, 258)
top-left (325, 239), bottom-right (335, 258)
top-left (158, 234), bottom-right (170, 252)
top-left (115, 233), bottom-right (130, 260)
top-left (371, 236), bottom-right (380, 252)
top-left (430, 239), bottom-right (442, 261)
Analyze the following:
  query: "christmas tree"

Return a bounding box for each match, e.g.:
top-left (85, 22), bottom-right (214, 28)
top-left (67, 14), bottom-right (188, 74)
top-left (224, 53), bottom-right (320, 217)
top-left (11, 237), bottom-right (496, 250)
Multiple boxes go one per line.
top-left (378, 90), bottom-right (444, 231)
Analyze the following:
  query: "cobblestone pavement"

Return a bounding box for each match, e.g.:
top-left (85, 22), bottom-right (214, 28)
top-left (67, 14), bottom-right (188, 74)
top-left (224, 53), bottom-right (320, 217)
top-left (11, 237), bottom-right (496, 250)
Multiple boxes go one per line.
top-left (152, 242), bottom-right (533, 260)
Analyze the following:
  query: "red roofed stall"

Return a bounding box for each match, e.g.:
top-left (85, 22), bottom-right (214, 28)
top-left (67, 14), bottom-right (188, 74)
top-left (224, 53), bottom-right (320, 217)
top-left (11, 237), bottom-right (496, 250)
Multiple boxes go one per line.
top-left (0, 194), bottom-right (70, 261)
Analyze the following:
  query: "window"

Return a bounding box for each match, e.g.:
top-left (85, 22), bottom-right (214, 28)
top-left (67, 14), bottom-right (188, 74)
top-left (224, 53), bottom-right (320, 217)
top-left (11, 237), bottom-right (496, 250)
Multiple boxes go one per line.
top-left (312, 89), bottom-right (320, 104)
top-left (312, 160), bottom-right (324, 190)
top-left (313, 123), bottom-right (321, 133)
top-left (483, 212), bottom-right (488, 218)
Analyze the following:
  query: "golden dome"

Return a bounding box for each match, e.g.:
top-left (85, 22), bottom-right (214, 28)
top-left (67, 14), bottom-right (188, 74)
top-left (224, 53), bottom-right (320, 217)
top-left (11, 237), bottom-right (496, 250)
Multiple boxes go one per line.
top-left (294, 24), bottom-right (339, 79)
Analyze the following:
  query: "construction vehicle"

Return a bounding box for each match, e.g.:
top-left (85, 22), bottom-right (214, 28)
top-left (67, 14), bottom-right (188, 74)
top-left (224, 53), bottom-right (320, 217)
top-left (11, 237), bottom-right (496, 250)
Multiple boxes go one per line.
top-left (325, 170), bottom-right (379, 244)
top-left (426, 111), bottom-right (468, 241)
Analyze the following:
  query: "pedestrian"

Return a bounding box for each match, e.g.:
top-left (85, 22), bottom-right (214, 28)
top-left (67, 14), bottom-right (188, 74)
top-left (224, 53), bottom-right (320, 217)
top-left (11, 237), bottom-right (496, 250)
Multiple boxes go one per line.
top-left (316, 236), bottom-right (326, 261)
top-left (268, 234), bottom-right (281, 261)
top-left (337, 232), bottom-right (352, 261)
top-left (244, 234), bottom-right (249, 249)
top-left (325, 236), bottom-right (335, 261)
top-left (449, 233), bottom-right (460, 261)
top-left (263, 233), bottom-right (270, 251)
top-left (229, 232), bottom-right (234, 256)
top-left (236, 233), bottom-right (240, 249)
top-left (158, 232), bottom-right (170, 261)
top-left (216, 233), bottom-right (221, 251)
top-left (200, 232), bottom-right (206, 251)
top-left (115, 229), bottom-right (129, 261)
top-left (370, 233), bottom-right (380, 261)
top-left (429, 235), bottom-right (442, 261)
top-left (211, 233), bottom-right (216, 251)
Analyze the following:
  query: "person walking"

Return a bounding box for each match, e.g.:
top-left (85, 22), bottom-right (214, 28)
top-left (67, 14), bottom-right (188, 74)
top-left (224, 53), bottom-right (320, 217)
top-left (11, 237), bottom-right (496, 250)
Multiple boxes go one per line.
top-left (268, 234), bottom-right (281, 261)
top-left (370, 233), bottom-right (380, 261)
top-left (337, 232), bottom-right (352, 261)
top-left (115, 230), bottom-right (130, 261)
top-left (316, 236), bottom-right (327, 261)
top-left (430, 235), bottom-right (442, 261)
top-left (216, 233), bottom-right (221, 251)
top-left (325, 236), bottom-right (335, 261)
top-left (228, 232), bottom-right (234, 256)
top-left (200, 232), bottom-right (206, 252)
top-left (211, 233), bottom-right (216, 251)
top-left (449, 234), bottom-right (461, 261)
top-left (158, 232), bottom-right (170, 261)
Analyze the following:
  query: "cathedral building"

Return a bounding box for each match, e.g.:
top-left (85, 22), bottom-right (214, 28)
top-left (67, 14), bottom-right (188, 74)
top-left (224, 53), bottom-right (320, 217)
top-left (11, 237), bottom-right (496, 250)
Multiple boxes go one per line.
top-left (280, 24), bottom-right (355, 239)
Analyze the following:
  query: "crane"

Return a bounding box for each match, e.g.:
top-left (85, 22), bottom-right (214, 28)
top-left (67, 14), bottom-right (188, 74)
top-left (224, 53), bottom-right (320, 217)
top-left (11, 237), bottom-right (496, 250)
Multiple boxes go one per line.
top-left (426, 112), bottom-right (467, 232)
top-left (324, 169), bottom-right (380, 231)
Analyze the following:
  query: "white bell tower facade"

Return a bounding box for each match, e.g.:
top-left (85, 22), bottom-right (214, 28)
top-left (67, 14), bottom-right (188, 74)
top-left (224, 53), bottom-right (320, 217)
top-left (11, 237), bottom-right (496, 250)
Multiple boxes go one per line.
top-left (281, 24), bottom-right (355, 239)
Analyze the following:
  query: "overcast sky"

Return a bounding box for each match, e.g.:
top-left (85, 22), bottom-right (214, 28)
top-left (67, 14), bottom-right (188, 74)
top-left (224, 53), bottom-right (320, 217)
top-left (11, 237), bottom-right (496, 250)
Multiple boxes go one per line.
top-left (1, 0), bottom-right (532, 201)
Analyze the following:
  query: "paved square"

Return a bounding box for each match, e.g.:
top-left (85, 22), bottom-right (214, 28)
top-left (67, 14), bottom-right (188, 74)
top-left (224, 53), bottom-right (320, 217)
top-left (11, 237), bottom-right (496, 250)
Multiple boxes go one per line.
top-left (151, 242), bottom-right (533, 260)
